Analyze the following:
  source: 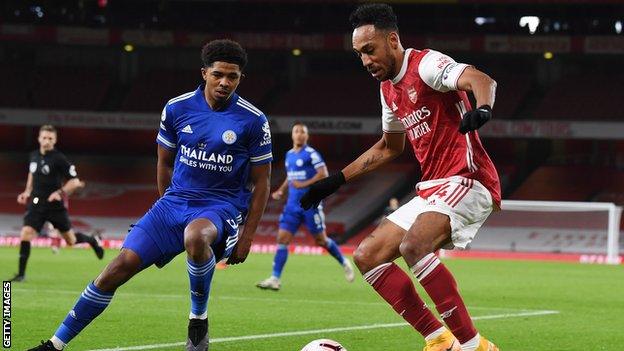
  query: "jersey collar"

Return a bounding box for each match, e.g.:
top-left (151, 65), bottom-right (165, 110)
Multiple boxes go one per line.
top-left (390, 48), bottom-right (414, 85)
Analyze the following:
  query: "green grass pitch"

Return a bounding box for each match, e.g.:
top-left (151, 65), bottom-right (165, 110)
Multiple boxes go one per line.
top-left (1, 246), bottom-right (623, 350)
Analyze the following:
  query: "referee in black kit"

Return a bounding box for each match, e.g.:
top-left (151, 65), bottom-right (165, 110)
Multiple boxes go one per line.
top-left (10, 125), bottom-right (104, 282)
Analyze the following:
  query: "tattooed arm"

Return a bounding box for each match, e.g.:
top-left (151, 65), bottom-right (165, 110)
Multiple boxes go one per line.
top-left (299, 132), bottom-right (405, 210)
top-left (341, 132), bottom-right (405, 182)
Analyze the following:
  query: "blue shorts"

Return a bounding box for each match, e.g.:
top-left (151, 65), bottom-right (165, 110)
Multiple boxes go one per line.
top-left (279, 203), bottom-right (326, 235)
top-left (122, 196), bottom-right (242, 269)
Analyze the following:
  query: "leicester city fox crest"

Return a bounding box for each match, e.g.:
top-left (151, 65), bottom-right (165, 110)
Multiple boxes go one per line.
top-left (222, 130), bottom-right (237, 145)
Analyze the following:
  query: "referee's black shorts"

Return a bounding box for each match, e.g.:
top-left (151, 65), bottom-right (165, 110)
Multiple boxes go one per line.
top-left (24, 205), bottom-right (72, 233)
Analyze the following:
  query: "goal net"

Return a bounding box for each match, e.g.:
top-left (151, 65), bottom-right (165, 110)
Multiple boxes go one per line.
top-left (466, 200), bottom-right (623, 265)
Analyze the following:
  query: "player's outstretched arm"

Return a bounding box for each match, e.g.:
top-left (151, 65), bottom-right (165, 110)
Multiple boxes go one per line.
top-left (342, 132), bottom-right (404, 181)
top-left (157, 145), bottom-right (175, 197)
top-left (228, 162), bottom-right (271, 264)
top-left (17, 172), bottom-right (33, 205)
top-left (457, 67), bottom-right (497, 134)
top-left (292, 165), bottom-right (328, 189)
top-left (300, 132), bottom-right (404, 209)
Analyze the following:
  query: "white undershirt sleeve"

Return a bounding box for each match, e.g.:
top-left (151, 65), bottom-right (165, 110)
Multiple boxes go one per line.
top-left (418, 50), bottom-right (471, 93)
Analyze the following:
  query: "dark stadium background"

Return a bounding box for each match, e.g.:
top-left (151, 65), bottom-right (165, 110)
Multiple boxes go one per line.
top-left (0, 0), bottom-right (622, 255)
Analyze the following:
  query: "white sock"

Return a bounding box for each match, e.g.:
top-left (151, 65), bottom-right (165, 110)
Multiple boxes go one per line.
top-left (189, 311), bottom-right (208, 320)
top-left (461, 333), bottom-right (480, 351)
top-left (424, 326), bottom-right (447, 342)
top-left (50, 336), bottom-right (65, 350)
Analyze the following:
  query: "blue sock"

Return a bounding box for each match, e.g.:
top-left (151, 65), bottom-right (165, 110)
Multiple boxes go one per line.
top-left (54, 282), bottom-right (114, 344)
top-left (187, 254), bottom-right (216, 318)
top-left (325, 238), bottom-right (345, 265)
top-left (271, 244), bottom-right (288, 278)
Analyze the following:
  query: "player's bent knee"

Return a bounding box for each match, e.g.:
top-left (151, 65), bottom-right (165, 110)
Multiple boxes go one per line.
top-left (276, 230), bottom-right (293, 245)
top-left (277, 237), bottom-right (291, 245)
top-left (314, 235), bottom-right (327, 247)
top-left (62, 232), bottom-right (76, 246)
top-left (353, 245), bottom-right (378, 273)
top-left (398, 236), bottom-right (428, 261)
top-left (184, 219), bottom-right (217, 258)
top-left (20, 226), bottom-right (37, 241)
top-left (184, 229), bottom-right (211, 257)
top-left (95, 250), bottom-right (141, 292)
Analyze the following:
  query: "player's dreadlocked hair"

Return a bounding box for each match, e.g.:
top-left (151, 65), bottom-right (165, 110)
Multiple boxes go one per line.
top-left (201, 39), bottom-right (248, 71)
top-left (349, 3), bottom-right (398, 31)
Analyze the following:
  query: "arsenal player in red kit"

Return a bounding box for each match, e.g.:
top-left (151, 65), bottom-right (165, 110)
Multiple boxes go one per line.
top-left (301, 3), bottom-right (500, 351)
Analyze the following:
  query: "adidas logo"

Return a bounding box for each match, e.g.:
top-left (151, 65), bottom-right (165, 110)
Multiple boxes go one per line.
top-left (391, 101), bottom-right (399, 111)
top-left (181, 125), bottom-right (193, 133)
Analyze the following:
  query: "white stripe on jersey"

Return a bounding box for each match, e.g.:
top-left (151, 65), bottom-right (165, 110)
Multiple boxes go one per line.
top-left (236, 101), bottom-right (261, 116)
top-left (313, 162), bottom-right (326, 169)
top-left (237, 97), bottom-right (262, 115)
top-left (157, 134), bottom-right (176, 148)
top-left (250, 152), bottom-right (272, 163)
top-left (455, 101), bottom-right (478, 172)
top-left (167, 91), bottom-right (194, 105)
top-left (464, 135), bottom-right (477, 172)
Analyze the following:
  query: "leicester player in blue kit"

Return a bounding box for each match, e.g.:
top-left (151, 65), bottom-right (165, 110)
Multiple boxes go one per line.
top-left (256, 122), bottom-right (354, 291)
top-left (28, 40), bottom-right (272, 351)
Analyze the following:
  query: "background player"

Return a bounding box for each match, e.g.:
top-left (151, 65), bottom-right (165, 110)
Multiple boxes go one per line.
top-left (10, 125), bottom-right (103, 282)
top-left (28, 39), bottom-right (272, 351)
top-left (256, 122), bottom-right (354, 291)
top-left (301, 4), bottom-right (500, 351)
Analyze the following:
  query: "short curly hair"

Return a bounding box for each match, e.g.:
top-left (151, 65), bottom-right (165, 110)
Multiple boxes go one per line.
top-left (201, 39), bottom-right (248, 71)
top-left (39, 125), bottom-right (57, 134)
top-left (349, 3), bottom-right (398, 31)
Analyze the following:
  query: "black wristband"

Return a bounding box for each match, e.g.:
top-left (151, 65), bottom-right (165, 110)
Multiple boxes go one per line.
top-left (335, 172), bottom-right (346, 185)
top-left (477, 104), bottom-right (492, 112)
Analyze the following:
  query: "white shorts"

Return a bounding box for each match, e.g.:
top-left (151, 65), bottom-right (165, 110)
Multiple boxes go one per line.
top-left (386, 176), bottom-right (494, 249)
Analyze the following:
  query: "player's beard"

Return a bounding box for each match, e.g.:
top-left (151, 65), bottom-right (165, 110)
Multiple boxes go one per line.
top-left (383, 49), bottom-right (397, 81)
top-left (379, 41), bottom-right (397, 81)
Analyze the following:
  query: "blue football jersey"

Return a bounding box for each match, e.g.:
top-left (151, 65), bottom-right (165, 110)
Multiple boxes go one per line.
top-left (285, 145), bottom-right (326, 205)
top-left (156, 85), bottom-right (273, 214)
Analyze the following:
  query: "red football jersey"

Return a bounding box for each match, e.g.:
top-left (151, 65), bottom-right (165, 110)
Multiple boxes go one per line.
top-left (380, 49), bottom-right (501, 206)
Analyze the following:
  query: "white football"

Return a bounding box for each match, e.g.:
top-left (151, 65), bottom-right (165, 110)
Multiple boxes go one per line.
top-left (300, 339), bottom-right (347, 351)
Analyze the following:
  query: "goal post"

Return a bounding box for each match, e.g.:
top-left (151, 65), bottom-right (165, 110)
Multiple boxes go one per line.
top-left (466, 200), bottom-right (623, 265)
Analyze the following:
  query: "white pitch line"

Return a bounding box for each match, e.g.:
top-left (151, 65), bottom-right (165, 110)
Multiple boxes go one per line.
top-left (86, 310), bottom-right (559, 351)
top-left (12, 288), bottom-right (534, 311)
